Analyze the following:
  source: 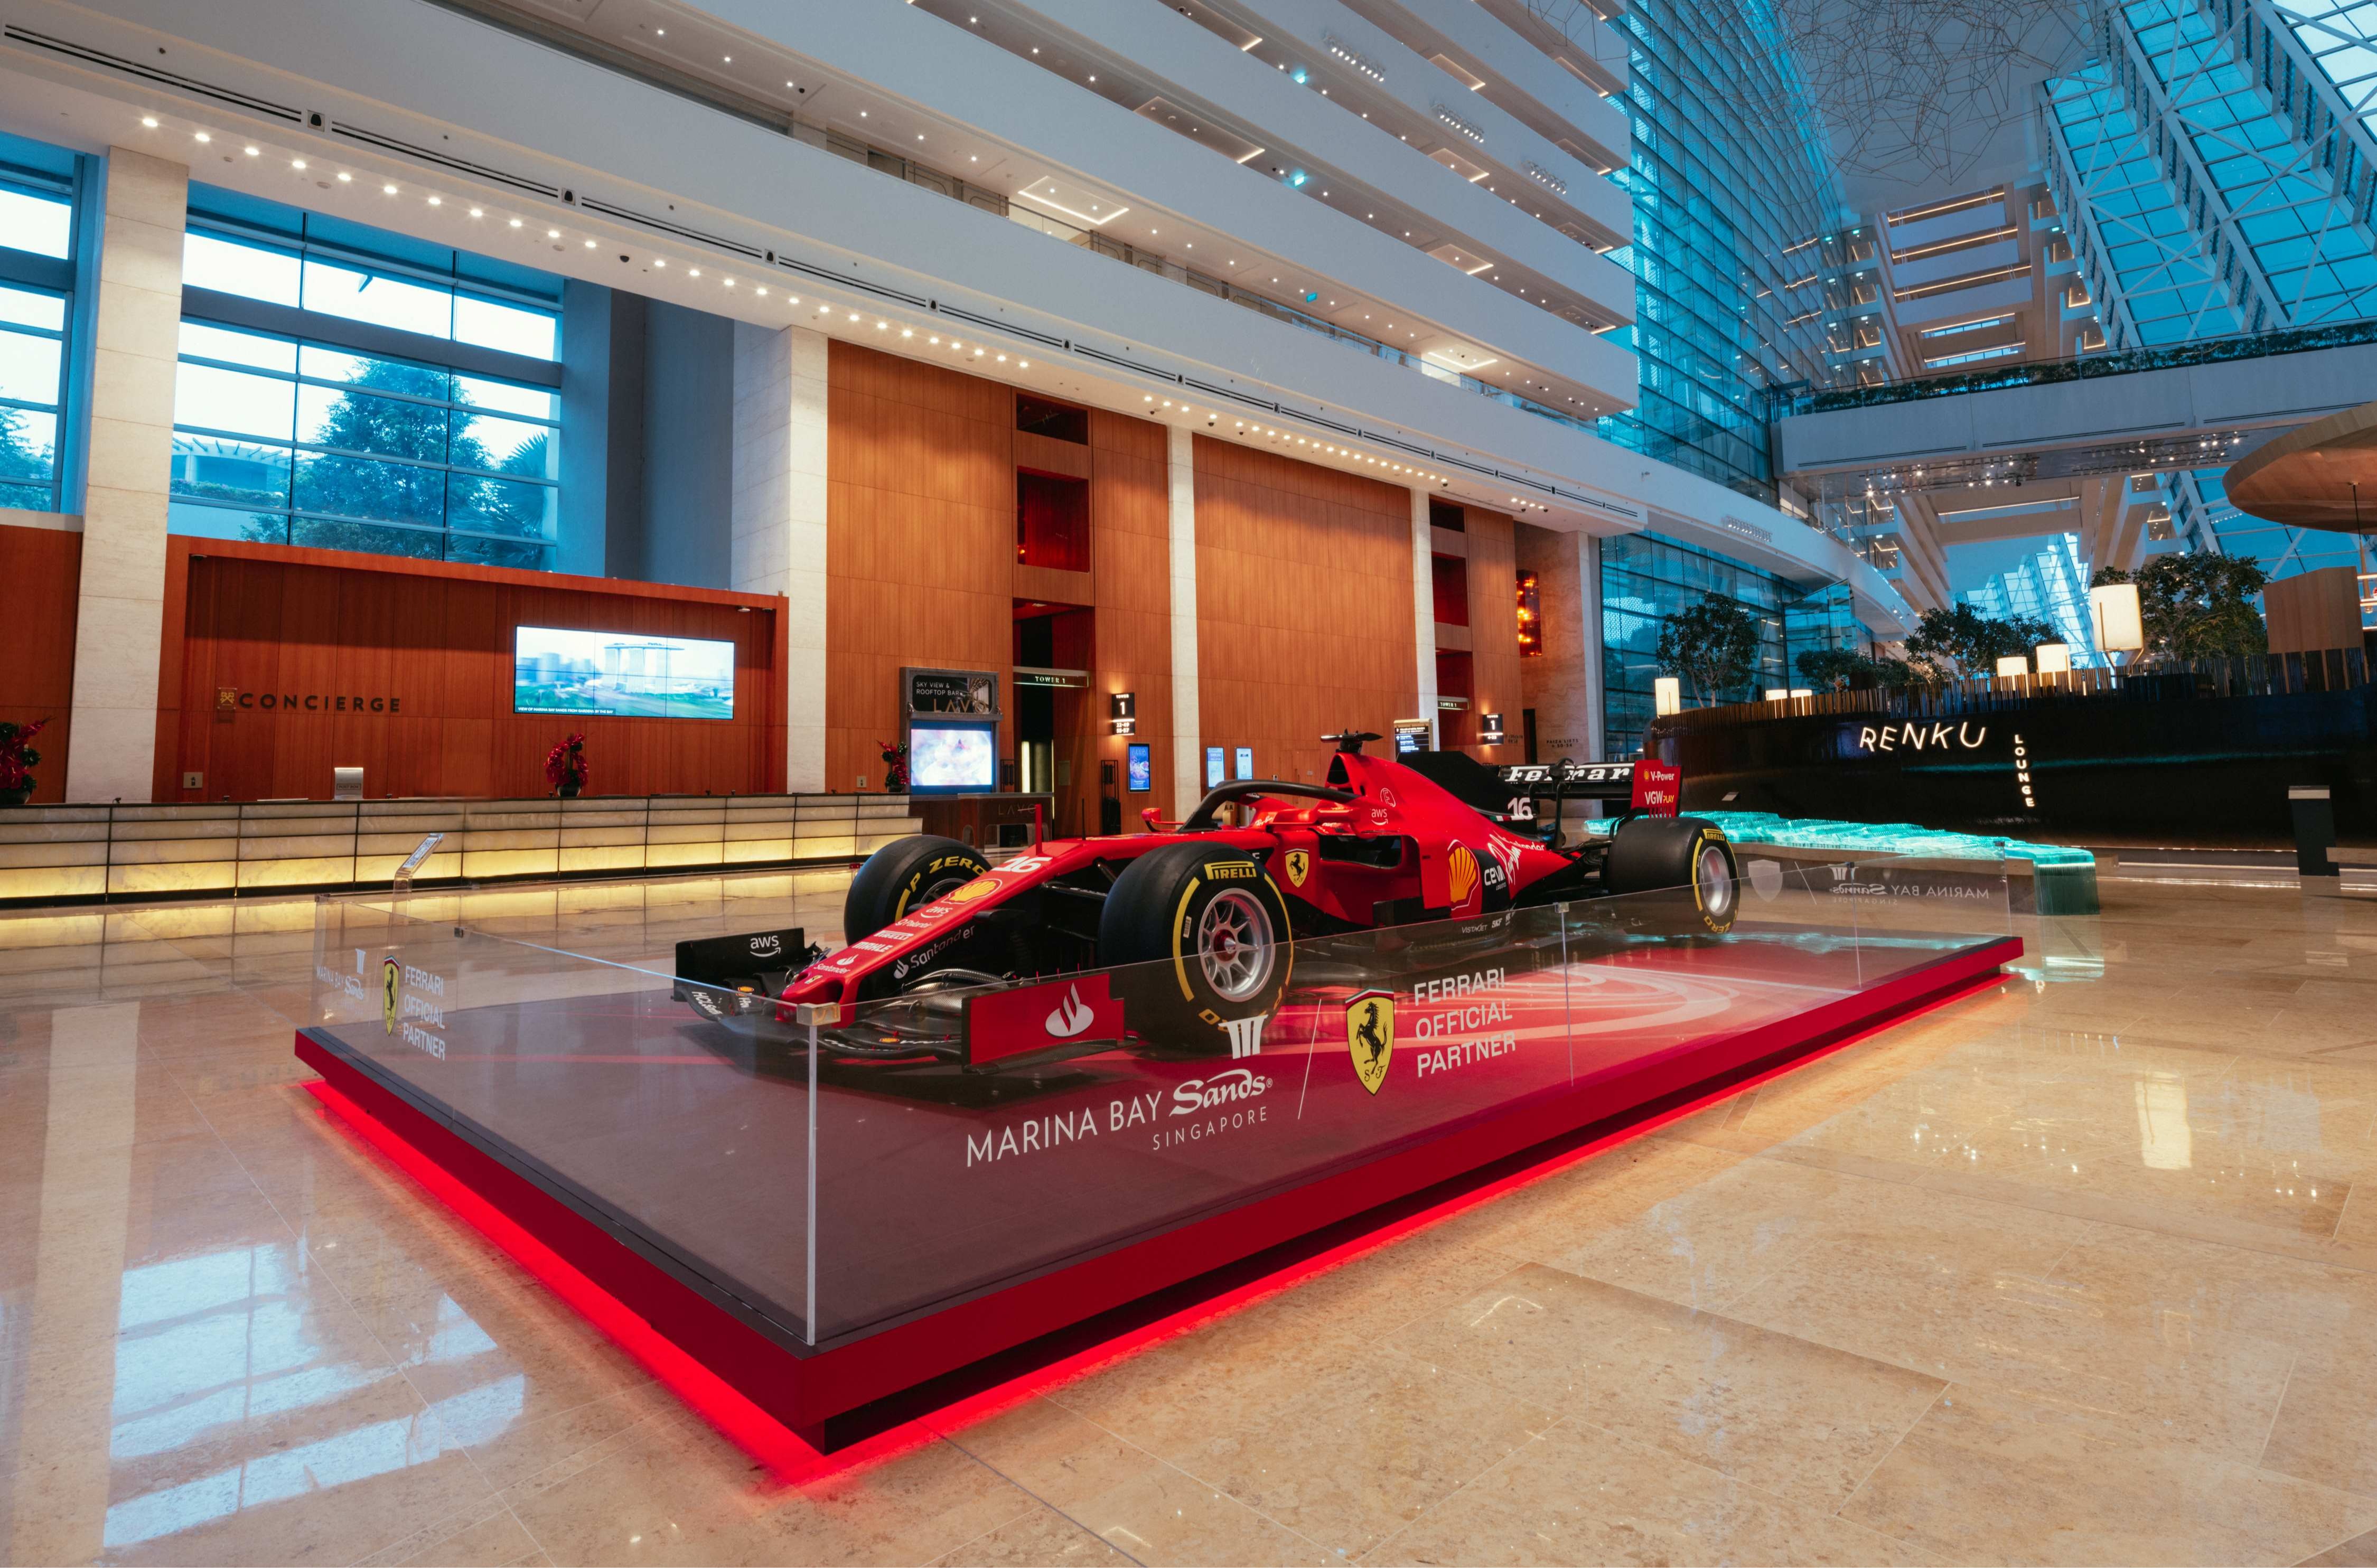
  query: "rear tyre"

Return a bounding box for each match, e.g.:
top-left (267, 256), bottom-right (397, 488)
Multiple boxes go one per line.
top-left (843, 834), bottom-right (991, 943)
top-left (1603, 816), bottom-right (1739, 935)
top-left (1099, 843), bottom-right (1293, 1052)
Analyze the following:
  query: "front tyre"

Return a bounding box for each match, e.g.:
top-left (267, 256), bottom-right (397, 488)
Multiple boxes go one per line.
top-left (1099, 843), bottom-right (1293, 1052)
top-left (1603, 816), bottom-right (1738, 935)
top-left (843, 834), bottom-right (991, 943)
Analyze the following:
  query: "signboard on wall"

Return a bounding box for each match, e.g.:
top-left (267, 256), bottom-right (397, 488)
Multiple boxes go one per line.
top-left (903, 668), bottom-right (1000, 717)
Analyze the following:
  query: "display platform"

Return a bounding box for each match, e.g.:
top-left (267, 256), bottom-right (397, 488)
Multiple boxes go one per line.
top-left (293, 863), bottom-right (2018, 1449)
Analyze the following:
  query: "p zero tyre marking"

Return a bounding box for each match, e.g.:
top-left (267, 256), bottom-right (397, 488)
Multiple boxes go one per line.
top-left (1170, 875), bottom-right (1204, 1003)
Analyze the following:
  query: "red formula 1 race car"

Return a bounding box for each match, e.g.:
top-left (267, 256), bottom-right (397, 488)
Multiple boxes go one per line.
top-left (674, 733), bottom-right (1737, 1065)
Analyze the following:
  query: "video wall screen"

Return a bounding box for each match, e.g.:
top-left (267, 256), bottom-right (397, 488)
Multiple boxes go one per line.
top-left (908, 720), bottom-right (999, 795)
top-left (513, 626), bottom-right (736, 720)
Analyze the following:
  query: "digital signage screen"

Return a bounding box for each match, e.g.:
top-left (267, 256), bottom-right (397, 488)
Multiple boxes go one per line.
top-left (907, 721), bottom-right (999, 795)
top-left (1126, 743), bottom-right (1152, 793)
top-left (513, 627), bottom-right (735, 720)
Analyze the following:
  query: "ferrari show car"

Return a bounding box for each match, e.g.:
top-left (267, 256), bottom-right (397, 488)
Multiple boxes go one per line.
top-left (675, 733), bottom-right (1737, 1067)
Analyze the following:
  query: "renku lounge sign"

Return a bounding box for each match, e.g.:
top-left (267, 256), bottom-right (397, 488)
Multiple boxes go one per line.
top-left (218, 687), bottom-right (406, 713)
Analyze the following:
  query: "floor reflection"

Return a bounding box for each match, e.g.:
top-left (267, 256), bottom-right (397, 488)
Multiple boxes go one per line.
top-left (8, 874), bottom-right (2377, 1564)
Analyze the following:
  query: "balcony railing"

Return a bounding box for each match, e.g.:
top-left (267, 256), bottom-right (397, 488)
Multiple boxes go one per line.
top-left (1775, 316), bottom-right (2377, 417)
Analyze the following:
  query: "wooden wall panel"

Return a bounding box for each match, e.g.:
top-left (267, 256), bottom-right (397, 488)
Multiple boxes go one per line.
top-left (1088, 409), bottom-right (1173, 824)
top-left (1192, 437), bottom-right (1416, 789)
top-left (165, 539), bottom-right (781, 801)
top-left (1458, 506), bottom-right (1525, 763)
top-left (0, 522), bottom-right (82, 803)
top-left (826, 341), bottom-right (1016, 791)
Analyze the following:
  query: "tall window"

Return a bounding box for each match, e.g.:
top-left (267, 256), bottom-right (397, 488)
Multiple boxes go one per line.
top-left (0, 148), bottom-right (76, 514)
top-left (168, 195), bottom-right (562, 568)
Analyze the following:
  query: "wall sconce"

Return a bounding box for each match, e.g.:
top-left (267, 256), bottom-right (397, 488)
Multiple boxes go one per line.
top-left (1653, 676), bottom-right (1681, 716)
top-left (2089, 582), bottom-right (2143, 655)
top-left (1995, 655), bottom-right (2028, 677)
top-left (1763, 688), bottom-right (1790, 701)
top-left (2034, 642), bottom-right (2071, 675)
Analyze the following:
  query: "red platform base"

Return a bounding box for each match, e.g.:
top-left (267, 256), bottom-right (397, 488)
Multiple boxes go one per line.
top-left (295, 935), bottom-right (2016, 1458)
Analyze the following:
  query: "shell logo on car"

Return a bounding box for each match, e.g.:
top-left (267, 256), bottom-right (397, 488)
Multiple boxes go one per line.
top-left (947, 876), bottom-right (1000, 904)
top-left (1447, 845), bottom-right (1480, 907)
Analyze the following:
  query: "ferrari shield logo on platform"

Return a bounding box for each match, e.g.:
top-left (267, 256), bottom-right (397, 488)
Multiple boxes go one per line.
top-left (1282, 849), bottom-right (1311, 888)
top-left (381, 957), bottom-right (400, 1035)
top-left (1345, 989), bottom-right (1395, 1094)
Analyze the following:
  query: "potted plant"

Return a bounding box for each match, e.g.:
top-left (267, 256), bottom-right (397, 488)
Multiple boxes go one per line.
top-left (545, 731), bottom-right (588, 798)
top-left (0, 719), bottom-right (46, 806)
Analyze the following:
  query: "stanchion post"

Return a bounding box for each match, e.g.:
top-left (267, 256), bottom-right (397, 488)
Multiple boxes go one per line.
top-left (2292, 785), bottom-right (2340, 894)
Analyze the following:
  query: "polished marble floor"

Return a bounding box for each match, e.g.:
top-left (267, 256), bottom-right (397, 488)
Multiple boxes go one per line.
top-left (8, 873), bottom-right (2377, 1564)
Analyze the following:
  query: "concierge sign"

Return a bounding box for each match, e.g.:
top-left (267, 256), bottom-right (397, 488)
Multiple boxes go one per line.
top-left (219, 687), bottom-right (404, 713)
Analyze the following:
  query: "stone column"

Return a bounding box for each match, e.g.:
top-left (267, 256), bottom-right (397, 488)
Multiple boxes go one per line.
top-left (1166, 424), bottom-right (1201, 816)
top-left (1581, 532), bottom-right (1606, 760)
top-left (1409, 488), bottom-right (1439, 747)
top-left (729, 320), bottom-right (829, 793)
top-left (64, 149), bottom-right (186, 803)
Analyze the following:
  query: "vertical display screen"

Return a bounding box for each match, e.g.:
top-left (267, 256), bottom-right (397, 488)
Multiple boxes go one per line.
top-left (1234, 746), bottom-right (1253, 780)
top-left (1205, 747), bottom-right (1225, 789)
top-left (1126, 743), bottom-right (1152, 793)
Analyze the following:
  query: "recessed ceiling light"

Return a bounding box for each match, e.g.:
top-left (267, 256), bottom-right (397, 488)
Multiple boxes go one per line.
top-left (510, 217), bottom-right (523, 228)
top-left (690, 267), bottom-right (702, 277)
top-left (382, 183), bottom-right (397, 194)
top-left (194, 131), bottom-right (211, 143)
top-left (336, 171), bottom-right (351, 182)
top-left (547, 228), bottom-right (559, 238)
top-left (469, 207), bottom-right (483, 217)
top-left (244, 145), bottom-right (259, 156)
top-left (723, 54), bottom-right (732, 62)
top-left (141, 116), bottom-right (158, 128)
top-left (428, 196), bottom-right (443, 206)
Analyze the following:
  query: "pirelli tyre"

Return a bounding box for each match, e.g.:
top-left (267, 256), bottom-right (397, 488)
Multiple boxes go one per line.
top-left (1602, 816), bottom-right (1739, 936)
top-left (1099, 842), bottom-right (1293, 1054)
top-left (843, 835), bottom-right (992, 943)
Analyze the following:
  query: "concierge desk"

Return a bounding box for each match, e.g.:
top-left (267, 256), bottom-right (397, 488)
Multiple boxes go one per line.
top-left (0, 793), bottom-right (924, 906)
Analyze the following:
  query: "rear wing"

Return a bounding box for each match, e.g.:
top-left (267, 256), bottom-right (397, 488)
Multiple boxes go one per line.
top-left (1400, 752), bottom-right (1639, 818)
top-left (1496, 760), bottom-right (1637, 802)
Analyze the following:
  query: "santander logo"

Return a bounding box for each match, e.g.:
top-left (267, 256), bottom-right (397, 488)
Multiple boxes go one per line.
top-left (1045, 984), bottom-right (1097, 1039)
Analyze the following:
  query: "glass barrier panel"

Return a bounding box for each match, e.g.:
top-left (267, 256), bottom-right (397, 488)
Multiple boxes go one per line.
top-left (299, 894), bottom-right (820, 1346)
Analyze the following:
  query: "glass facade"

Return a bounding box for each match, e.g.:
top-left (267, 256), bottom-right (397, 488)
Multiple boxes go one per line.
top-left (168, 186), bottom-right (562, 568)
top-left (2041, 1), bottom-right (2377, 594)
top-left (1595, 0), bottom-right (1852, 501)
top-left (0, 132), bottom-right (78, 513)
top-left (1600, 531), bottom-right (1860, 756)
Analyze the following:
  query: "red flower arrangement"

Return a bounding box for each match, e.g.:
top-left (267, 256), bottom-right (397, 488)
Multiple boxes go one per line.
top-left (544, 732), bottom-right (588, 796)
top-left (0, 719), bottom-right (47, 801)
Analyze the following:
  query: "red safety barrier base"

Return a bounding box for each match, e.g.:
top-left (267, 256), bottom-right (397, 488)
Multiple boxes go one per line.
top-left (296, 935), bottom-right (2018, 1468)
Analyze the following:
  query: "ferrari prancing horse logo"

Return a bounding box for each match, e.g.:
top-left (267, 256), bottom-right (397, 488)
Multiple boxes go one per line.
top-left (382, 957), bottom-right (401, 1035)
top-left (1345, 989), bottom-right (1395, 1094)
top-left (1282, 849), bottom-right (1311, 888)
